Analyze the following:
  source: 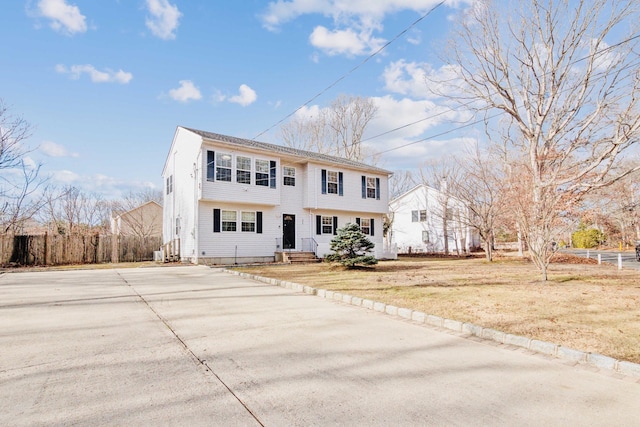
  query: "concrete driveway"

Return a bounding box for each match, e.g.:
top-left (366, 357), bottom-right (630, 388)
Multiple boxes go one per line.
top-left (1, 266), bottom-right (639, 426)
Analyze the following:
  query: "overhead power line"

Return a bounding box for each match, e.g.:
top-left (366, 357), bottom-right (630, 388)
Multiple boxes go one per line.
top-left (252, 1), bottom-right (447, 140)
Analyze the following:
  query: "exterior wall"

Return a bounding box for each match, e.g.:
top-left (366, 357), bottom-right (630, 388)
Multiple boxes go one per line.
top-left (390, 185), bottom-right (474, 254)
top-left (309, 209), bottom-right (386, 259)
top-left (162, 127), bottom-right (202, 260)
top-left (303, 162), bottom-right (389, 214)
top-left (199, 143), bottom-right (281, 206)
top-left (197, 201), bottom-right (280, 263)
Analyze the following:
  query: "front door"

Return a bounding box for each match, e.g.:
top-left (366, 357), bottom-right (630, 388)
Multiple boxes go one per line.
top-left (283, 214), bottom-right (295, 249)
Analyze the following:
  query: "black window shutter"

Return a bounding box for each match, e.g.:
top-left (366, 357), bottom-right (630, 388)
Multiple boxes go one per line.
top-left (316, 215), bottom-right (321, 235)
top-left (356, 217), bottom-right (360, 226)
top-left (338, 172), bottom-right (344, 196)
top-left (371, 218), bottom-right (375, 236)
top-left (321, 169), bottom-right (327, 194)
top-left (207, 150), bottom-right (215, 181)
top-left (361, 176), bottom-right (366, 199)
top-left (213, 209), bottom-right (221, 233)
top-left (256, 211), bottom-right (263, 234)
top-left (333, 216), bottom-right (338, 235)
top-left (269, 161), bottom-right (276, 188)
top-left (375, 177), bottom-right (380, 200)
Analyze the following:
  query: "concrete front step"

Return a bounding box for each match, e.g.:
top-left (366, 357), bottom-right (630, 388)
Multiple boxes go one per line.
top-left (283, 252), bottom-right (320, 263)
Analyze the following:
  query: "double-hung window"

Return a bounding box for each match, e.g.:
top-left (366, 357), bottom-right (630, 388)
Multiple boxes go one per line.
top-left (361, 176), bottom-right (380, 199)
top-left (322, 216), bottom-right (334, 234)
top-left (356, 217), bottom-right (375, 236)
top-left (411, 210), bottom-right (427, 222)
top-left (360, 218), bottom-right (371, 235)
top-left (166, 175), bottom-right (173, 195)
top-left (255, 159), bottom-right (269, 186)
top-left (216, 153), bottom-right (232, 182)
top-left (283, 166), bottom-right (295, 186)
top-left (327, 171), bottom-right (338, 194)
top-left (241, 211), bottom-right (256, 232)
top-left (237, 156), bottom-right (251, 184)
top-left (221, 210), bottom-right (237, 231)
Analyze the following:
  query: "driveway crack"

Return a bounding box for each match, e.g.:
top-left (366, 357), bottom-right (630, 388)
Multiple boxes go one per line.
top-left (114, 270), bottom-right (265, 427)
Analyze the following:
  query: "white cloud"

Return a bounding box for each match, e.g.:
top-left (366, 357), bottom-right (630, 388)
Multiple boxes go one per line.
top-left (145, 0), bottom-right (181, 40)
top-left (309, 25), bottom-right (385, 56)
top-left (52, 169), bottom-right (81, 184)
top-left (229, 84), bottom-right (257, 107)
top-left (260, 0), bottom-right (471, 56)
top-left (48, 170), bottom-right (159, 199)
top-left (40, 141), bottom-right (80, 158)
top-left (168, 80), bottom-right (202, 103)
top-left (383, 60), bottom-right (467, 100)
top-left (56, 64), bottom-right (133, 84)
top-left (37, 0), bottom-right (87, 35)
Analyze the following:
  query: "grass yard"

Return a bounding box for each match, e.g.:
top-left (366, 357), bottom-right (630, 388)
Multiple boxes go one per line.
top-left (234, 253), bottom-right (640, 364)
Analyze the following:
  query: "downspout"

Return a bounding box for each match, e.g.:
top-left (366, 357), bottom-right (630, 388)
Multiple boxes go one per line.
top-left (193, 160), bottom-right (198, 264)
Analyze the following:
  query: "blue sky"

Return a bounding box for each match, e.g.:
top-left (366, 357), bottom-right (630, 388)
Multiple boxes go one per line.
top-left (1, 0), bottom-right (476, 199)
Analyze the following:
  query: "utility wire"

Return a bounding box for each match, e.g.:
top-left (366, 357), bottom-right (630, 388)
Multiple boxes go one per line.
top-left (252, 1), bottom-right (447, 140)
top-left (362, 33), bottom-right (640, 161)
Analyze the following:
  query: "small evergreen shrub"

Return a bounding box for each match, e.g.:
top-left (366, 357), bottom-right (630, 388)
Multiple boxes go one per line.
top-left (326, 222), bottom-right (378, 268)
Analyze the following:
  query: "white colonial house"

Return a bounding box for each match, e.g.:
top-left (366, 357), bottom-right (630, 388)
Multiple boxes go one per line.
top-left (162, 126), bottom-right (392, 264)
top-left (388, 184), bottom-right (479, 254)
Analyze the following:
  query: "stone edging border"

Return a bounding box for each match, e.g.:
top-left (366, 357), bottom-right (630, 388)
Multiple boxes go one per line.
top-left (224, 268), bottom-right (640, 379)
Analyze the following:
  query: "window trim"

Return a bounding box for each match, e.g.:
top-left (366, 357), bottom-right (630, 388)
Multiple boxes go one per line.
top-left (221, 210), bottom-right (237, 232)
top-left (283, 166), bottom-right (295, 186)
top-left (236, 155), bottom-right (252, 184)
top-left (216, 152), bottom-right (232, 182)
top-left (255, 159), bottom-right (270, 187)
top-left (241, 211), bottom-right (256, 232)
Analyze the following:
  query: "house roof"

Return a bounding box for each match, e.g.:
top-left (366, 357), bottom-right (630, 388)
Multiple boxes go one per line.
top-left (112, 200), bottom-right (162, 220)
top-left (182, 127), bottom-right (392, 175)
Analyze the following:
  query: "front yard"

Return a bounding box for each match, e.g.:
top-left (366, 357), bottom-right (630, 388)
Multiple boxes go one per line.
top-left (234, 253), bottom-right (640, 364)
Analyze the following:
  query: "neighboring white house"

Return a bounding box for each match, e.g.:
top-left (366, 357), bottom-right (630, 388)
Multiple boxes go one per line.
top-left (110, 201), bottom-right (163, 238)
top-left (161, 126), bottom-right (392, 264)
top-left (388, 184), bottom-right (479, 254)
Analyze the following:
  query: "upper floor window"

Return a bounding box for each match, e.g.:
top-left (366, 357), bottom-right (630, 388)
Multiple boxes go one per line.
top-left (256, 159), bottom-right (269, 186)
top-left (321, 169), bottom-right (343, 195)
top-left (361, 176), bottom-right (380, 199)
top-left (411, 210), bottom-right (427, 222)
top-left (216, 153), bottom-right (232, 182)
top-left (207, 151), bottom-right (215, 182)
top-left (166, 175), bottom-right (173, 195)
top-left (283, 166), bottom-right (295, 186)
top-left (237, 156), bottom-right (251, 184)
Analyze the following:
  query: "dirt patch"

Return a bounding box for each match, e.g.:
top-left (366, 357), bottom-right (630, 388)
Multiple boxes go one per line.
top-left (234, 254), bottom-right (640, 364)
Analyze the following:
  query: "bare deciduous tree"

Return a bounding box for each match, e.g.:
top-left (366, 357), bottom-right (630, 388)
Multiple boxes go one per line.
top-left (279, 94), bottom-right (379, 163)
top-left (441, 0), bottom-right (640, 279)
top-left (110, 189), bottom-right (163, 238)
top-left (419, 158), bottom-right (464, 255)
top-left (0, 100), bottom-right (48, 234)
top-left (454, 146), bottom-right (506, 261)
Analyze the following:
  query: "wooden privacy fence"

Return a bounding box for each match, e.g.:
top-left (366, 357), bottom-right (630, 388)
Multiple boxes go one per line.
top-left (0, 234), bottom-right (162, 266)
